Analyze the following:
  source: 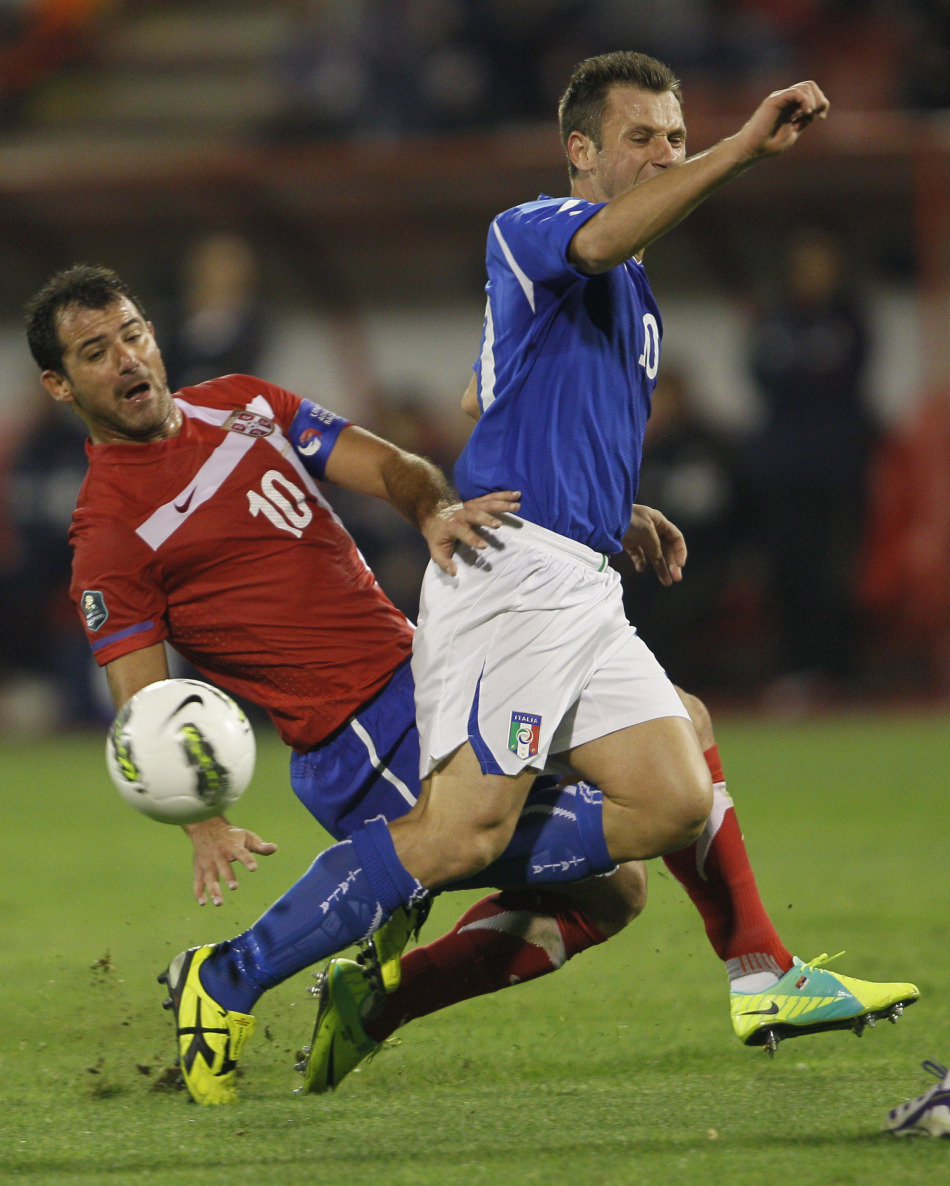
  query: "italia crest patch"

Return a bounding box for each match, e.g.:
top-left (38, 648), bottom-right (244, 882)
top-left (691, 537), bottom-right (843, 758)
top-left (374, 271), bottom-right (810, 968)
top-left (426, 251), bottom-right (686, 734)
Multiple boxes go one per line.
top-left (508, 712), bottom-right (541, 760)
top-left (81, 589), bottom-right (109, 632)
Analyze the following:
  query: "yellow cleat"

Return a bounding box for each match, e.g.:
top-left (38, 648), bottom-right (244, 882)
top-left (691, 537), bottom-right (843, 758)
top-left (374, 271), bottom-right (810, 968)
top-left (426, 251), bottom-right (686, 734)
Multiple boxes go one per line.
top-left (731, 954), bottom-right (919, 1056)
top-left (359, 899), bottom-right (430, 993)
top-left (296, 958), bottom-right (382, 1094)
top-left (158, 945), bottom-right (256, 1105)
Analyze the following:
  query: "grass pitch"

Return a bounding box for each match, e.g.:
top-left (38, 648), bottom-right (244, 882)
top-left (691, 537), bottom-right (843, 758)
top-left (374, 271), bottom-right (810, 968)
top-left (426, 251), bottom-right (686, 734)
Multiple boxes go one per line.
top-left (2, 712), bottom-right (948, 1185)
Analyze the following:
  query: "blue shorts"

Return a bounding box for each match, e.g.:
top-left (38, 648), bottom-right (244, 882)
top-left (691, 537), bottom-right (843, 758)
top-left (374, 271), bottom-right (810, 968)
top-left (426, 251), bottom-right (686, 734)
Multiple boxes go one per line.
top-left (290, 659), bottom-right (421, 840)
top-left (289, 657), bottom-right (560, 842)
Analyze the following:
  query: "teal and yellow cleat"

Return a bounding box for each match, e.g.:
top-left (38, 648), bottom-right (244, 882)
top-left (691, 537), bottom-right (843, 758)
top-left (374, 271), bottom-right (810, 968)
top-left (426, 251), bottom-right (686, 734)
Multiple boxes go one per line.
top-left (358, 898), bottom-right (431, 993)
top-left (158, 945), bottom-right (256, 1105)
top-left (296, 958), bottom-right (382, 1094)
top-left (731, 954), bottom-right (919, 1056)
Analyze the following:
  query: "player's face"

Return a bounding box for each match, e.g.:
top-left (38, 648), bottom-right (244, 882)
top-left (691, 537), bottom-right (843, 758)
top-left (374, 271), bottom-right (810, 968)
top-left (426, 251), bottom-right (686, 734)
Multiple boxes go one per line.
top-left (41, 298), bottom-right (178, 444)
top-left (581, 86), bottom-right (686, 202)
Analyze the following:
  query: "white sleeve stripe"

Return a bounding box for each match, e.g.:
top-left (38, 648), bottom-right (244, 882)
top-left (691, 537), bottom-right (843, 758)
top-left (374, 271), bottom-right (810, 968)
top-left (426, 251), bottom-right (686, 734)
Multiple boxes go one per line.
top-left (479, 296), bottom-right (497, 411)
top-left (492, 221), bottom-right (535, 313)
top-left (348, 717), bottom-right (417, 808)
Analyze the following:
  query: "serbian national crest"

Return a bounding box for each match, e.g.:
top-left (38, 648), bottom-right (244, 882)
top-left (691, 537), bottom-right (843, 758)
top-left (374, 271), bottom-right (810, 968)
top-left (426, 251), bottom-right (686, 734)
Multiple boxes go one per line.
top-left (224, 409), bottom-right (275, 438)
top-left (508, 711), bottom-right (541, 760)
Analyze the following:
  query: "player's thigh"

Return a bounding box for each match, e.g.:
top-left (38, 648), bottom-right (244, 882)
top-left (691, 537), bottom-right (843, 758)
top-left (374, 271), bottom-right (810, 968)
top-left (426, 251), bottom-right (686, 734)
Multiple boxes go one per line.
top-left (566, 715), bottom-right (712, 847)
top-left (390, 741), bottom-right (537, 885)
top-left (566, 714), bottom-right (710, 809)
top-left (290, 660), bottom-right (421, 840)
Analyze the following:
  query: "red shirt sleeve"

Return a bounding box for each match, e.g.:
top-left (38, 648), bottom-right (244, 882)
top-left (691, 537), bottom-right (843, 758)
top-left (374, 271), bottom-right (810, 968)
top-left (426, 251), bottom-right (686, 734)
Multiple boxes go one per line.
top-left (70, 511), bottom-right (169, 665)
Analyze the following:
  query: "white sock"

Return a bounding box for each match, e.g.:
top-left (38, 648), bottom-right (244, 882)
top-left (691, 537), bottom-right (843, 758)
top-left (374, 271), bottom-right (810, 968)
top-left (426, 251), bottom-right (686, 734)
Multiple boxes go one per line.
top-left (731, 969), bottom-right (781, 994)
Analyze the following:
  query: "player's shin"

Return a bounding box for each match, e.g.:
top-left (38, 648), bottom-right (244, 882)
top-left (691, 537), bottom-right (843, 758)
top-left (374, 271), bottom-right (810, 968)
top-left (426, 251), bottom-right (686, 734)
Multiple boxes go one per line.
top-left (660, 745), bottom-right (792, 985)
top-left (199, 816), bottom-right (426, 1013)
top-left (364, 889), bottom-right (608, 1043)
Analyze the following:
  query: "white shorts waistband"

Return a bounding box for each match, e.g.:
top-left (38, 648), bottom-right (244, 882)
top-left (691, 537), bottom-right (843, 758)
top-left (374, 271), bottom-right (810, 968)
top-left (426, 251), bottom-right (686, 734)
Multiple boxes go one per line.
top-left (498, 514), bottom-right (609, 572)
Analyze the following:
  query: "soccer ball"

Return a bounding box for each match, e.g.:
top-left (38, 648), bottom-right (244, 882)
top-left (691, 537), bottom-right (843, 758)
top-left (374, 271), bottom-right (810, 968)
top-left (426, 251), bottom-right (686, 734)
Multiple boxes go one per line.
top-left (106, 678), bottom-right (256, 824)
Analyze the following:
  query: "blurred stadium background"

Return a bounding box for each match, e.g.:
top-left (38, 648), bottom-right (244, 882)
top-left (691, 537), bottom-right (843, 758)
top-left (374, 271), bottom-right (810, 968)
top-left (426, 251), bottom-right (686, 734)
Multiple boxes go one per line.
top-left (1, 0), bottom-right (949, 734)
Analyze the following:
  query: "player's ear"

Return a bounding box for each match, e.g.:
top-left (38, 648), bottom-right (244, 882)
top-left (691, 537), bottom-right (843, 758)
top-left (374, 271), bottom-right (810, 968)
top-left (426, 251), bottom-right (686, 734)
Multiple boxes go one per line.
top-left (567, 130), bottom-right (595, 175)
top-left (41, 368), bottom-right (74, 404)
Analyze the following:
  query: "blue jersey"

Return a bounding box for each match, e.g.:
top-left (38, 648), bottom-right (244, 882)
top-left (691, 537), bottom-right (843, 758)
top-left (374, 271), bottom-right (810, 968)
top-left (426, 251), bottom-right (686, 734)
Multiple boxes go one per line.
top-left (454, 195), bottom-right (662, 554)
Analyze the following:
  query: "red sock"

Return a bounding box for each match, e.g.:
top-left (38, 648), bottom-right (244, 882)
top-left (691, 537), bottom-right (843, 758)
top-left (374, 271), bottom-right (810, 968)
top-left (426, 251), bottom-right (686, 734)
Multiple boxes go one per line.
top-left (365, 890), bottom-right (606, 1043)
top-left (661, 744), bottom-right (793, 980)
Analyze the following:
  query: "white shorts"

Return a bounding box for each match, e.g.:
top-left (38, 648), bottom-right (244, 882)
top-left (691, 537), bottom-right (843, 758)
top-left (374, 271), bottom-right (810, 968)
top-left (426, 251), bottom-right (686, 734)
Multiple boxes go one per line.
top-left (412, 515), bottom-right (688, 778)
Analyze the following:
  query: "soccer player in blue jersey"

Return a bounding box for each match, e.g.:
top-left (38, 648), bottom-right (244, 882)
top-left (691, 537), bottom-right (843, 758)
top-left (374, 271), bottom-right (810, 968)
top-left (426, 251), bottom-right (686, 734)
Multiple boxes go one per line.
top-left (410, 53), bottom-right (832, 888)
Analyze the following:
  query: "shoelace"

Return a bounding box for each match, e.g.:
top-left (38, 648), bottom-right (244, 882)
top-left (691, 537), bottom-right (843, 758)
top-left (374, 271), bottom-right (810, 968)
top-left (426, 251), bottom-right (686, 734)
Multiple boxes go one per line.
top-left (922, 1059), bottom-right (949, 1081)
top-left (803, 951), bottom-right (846, 970)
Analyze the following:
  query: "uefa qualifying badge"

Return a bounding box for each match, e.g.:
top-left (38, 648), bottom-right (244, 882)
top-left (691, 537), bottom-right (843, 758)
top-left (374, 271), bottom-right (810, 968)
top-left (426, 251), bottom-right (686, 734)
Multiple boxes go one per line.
top-left (508, 711), bottom-right (541, 761)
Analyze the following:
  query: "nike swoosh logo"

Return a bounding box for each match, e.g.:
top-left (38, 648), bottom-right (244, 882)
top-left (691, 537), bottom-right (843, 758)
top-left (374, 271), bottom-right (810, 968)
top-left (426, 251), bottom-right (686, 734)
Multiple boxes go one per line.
top-left (162, 693), bottom-right (204, 728)
top-left (174, 488), bottom-right (196, 513)
top-left (739, 1002), bottom-right (780, 1016)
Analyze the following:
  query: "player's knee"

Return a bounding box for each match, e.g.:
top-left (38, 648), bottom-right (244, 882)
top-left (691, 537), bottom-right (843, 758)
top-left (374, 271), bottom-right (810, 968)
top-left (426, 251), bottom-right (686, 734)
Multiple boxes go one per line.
top-left (647, 762), bottom-right (713, 854)
top-left (436, 821), bottom-right (516, 883)
top-left (595, 861), bottom-right (647, 936)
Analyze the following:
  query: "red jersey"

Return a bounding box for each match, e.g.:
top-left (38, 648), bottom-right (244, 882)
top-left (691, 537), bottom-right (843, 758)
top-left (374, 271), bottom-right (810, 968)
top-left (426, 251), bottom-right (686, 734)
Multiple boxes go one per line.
top-left (70, 374), bottom-right (414, 749)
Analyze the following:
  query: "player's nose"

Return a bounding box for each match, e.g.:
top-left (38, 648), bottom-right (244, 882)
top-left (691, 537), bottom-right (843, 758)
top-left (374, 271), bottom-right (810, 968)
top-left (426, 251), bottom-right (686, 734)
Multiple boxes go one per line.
top-left (115, 344), bottom-right (139, 371)
top-left (652, 138), bottom-right (678, 167)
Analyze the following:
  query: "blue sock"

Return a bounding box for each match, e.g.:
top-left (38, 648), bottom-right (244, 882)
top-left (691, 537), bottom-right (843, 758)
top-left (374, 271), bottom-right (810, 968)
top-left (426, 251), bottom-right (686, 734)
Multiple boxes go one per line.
top-left (454, 780), bottom-right (614, 891)
top-left (199, 816), bottom-right (425, 1013)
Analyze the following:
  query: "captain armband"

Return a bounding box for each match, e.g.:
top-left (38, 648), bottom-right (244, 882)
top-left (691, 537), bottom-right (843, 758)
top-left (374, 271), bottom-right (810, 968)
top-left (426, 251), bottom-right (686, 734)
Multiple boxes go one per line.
top-left (288, 400), bottom-right (351, 480)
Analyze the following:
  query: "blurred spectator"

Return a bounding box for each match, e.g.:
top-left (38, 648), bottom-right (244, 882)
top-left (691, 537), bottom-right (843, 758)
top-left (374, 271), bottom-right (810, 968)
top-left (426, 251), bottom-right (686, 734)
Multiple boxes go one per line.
top-left (267, 0), bottom-right (597, 140)
top-left (0, 396), bottom-right (99, 727)
top-left (620, 367), bottom-right (748, 692)
top-left (744, 227), bottom-right (876, 702)
top-left (898, 1), bottom-right (950, 110)
top-left (160, 233), bottom-right (265, 392)
top-left (0, 0), bottom-right (116, 127)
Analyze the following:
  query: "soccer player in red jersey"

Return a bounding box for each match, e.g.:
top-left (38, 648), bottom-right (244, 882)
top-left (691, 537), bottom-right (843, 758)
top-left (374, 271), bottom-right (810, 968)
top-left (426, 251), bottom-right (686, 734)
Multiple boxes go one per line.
top-left (26, 264), bottom-right (917, 1105)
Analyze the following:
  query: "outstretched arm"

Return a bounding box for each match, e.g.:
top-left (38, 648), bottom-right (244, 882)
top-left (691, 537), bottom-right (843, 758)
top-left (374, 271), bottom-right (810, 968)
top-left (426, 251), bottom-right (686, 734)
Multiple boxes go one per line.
top-left (323, 424), bottom-right (519, 575)
top-left (570, 81), bottom-right (829, 273)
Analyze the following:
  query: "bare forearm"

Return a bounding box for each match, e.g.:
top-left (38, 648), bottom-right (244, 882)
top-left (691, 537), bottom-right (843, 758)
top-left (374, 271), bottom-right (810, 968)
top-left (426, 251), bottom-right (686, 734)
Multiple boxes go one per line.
top-left (322, 424), bottom-right (453, 526)
top-left (571, 134), bottom-right (751, 273)
top-left (106, 643), bottom-right (170, 710)
top-left (571, 81), bottom-right (828, 273)
top-left (379, 448), bottom-right (454, 529)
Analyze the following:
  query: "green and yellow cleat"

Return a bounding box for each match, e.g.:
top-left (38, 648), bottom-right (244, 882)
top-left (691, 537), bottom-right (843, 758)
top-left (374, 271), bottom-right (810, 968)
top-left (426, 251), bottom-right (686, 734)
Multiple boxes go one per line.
top-left (296, 957), bottom-right (382, 1094)
top-left (358, 899), bottom-right (431, 993)
top-left (158, 945), bottom-right (256, 1105)
top-left (731, 954), bottom-right (919, 1056)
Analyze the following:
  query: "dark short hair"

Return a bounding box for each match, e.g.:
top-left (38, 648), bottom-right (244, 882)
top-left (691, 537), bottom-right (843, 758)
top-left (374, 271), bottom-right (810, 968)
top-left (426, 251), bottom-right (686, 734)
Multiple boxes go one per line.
top-left (558, 51), bottom-right (683, 178)
top-left (25, 264), bottom-right (148, 373)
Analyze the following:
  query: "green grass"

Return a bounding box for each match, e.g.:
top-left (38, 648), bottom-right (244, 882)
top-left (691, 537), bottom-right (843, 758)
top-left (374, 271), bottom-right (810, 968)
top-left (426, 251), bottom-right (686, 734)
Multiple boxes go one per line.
top-left (1, 713), bottom-right (948, 1184)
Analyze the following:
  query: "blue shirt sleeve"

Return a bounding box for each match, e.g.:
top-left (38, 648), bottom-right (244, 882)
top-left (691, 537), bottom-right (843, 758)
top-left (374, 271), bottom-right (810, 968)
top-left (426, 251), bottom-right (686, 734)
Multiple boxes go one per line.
top-left (492, 198), bottom-right (606, 288)
top-left (287, 399), bottom-right (351, 480)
